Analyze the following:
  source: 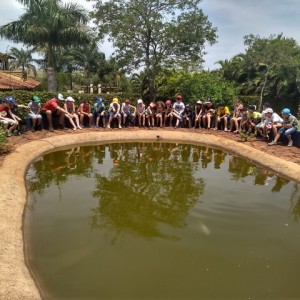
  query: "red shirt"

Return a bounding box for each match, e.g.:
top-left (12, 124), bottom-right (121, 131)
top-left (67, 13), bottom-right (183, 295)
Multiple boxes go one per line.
top-left (42, 98), bottom-right (60, 112)
top-left (0, 105), bottom-right (10, 118)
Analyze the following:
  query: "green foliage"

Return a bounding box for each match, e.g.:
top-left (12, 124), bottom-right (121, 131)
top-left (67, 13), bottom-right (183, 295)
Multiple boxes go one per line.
top-left (239, 131), bottom-right (257, 142)
top-left (8, 47), bottom-right (38, 79)
top-left (216, 34), bottom-right (300, 113)
top-left (0, 0), bottom-right (91, 92)
top-left (0, 126), bottom-right (13, 155)
top-left (92, 0), bottom-right (217, 100)
top-left (236, 95), bottom-right (260, 109)
top-left (156, 70), bottom-right (236, 106)
top-left (0, 90), bottom-right (138, 108)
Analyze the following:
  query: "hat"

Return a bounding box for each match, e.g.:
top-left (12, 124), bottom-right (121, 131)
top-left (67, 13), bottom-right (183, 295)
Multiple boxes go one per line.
top-left (96, 97), bottom-right (103, 102)
top-left (112, 97), bottom-right (119, 103)
top-left (150, 102), bottom-right (156, 108)
top-left (32, 96), bottom-right (40, 102)
top-left (264, 108), bottom-right (273, 114)
top-left (282, 108), bottom-right (291, 115)
top-left (176, 95), bottom-right (182, 100)
top-left (66, 96), bottom-right (75, 102)
top-left (5, 96), bottom-right (15, 103)
top-left (137, 99), bottom-right (143, 104)
top-left (165, 100), bottom-right (172, 105)
top-left (248, 105), bottom-right (256, 110)
top-left (196, 100), bottom-right (202, 104)
top-left (56, 93), bottom-right (65, 101)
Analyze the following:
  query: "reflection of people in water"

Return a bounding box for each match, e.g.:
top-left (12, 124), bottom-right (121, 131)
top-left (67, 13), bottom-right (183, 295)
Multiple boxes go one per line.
top-left (254, 169), bottom-right (274, 186)
top-left (181, 144), bottom-right (191, 162)
top-left (94, 145), bottom-right (106, 164)
top-left (213, 149), bottom-right (226, 169)
top-left (271, 176), bottom-right (290, 192)
top-left (228, 156), bottom-right (256, 180)
top-left (192, 146), bottom-right (201, 163)
top-left (201, 147), bottom-right (212, 169)
top-left (65, 147), bottom-right (81, 171)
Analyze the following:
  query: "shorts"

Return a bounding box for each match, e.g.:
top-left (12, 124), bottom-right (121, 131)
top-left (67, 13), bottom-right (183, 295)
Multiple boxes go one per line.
top-left (0, 118), bottom-right (18, 125)
top-left (279, 127), bottom-right (297, 136)
top-left (29, 113), bottom-right (42, 119)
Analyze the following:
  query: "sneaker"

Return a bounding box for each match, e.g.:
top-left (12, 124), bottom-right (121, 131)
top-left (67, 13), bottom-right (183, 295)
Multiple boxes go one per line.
top-left (268, 141), bottom-right (277, 146)
top-left (49, 126), bottom-right (54, 132)
top-left (107, 125), bottom-right (110, 129)
top-left (287, 140), bottom-right (293, 147)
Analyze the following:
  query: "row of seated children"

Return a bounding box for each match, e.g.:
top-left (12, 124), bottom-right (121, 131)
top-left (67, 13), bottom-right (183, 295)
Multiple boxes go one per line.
top-left (95, 96), bottom-right (298, 147)
top-left (96, 96), bottom-right (225, 129)
top-left (0, 96), bottom-right (28, 136)
top-left (1, 94), bottom-right (298, 147)
top-left (229, 100), bottom-right (298, 147)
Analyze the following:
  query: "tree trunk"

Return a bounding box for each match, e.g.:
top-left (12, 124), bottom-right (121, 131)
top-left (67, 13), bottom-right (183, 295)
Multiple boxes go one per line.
top-left (259, 69), bottom-right (268, 111)
top-left (47, 44), bottom-right (57, 92)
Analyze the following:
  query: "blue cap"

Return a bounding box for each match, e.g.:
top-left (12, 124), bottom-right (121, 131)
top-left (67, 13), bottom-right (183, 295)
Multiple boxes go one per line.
top-left (282, 108), bottom-right (290, 115)
top-left (5, 96), bottom-right (15, 102)
top-left (97, 97), bottom-right (103, 102)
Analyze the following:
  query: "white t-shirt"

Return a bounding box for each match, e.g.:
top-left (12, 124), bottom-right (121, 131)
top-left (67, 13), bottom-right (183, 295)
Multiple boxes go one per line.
top-left (264, 112), bottom-right (283, 124)
top-left (173, 101), bottom-right (185, 113)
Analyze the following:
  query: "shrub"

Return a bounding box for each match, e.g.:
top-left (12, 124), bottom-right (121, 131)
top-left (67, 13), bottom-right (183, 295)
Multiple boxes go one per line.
top-left (0, 126), bottom-right (13, 155)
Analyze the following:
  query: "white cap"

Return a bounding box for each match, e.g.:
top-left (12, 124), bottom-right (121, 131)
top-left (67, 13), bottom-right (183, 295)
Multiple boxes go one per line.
top-left (66, 96), bottom-right (75, 102)
top-left (57, 93), bottom-right (65, 101)
top-left (264, 108), bottom-right (273, 114)
top-left (137, 99), bottom-right (143, 104)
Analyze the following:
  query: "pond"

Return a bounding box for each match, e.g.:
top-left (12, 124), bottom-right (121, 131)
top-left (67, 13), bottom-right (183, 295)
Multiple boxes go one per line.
top-left (24, 142), bottom-right (300, 299)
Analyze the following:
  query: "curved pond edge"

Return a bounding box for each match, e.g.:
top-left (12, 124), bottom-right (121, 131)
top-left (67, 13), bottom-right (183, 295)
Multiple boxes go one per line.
top-left (1, 130), bottom-right (300, 299)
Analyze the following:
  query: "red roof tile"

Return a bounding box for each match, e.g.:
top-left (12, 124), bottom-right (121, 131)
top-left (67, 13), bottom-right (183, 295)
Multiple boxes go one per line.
top-left (0, 71), bottom-right (41, 90)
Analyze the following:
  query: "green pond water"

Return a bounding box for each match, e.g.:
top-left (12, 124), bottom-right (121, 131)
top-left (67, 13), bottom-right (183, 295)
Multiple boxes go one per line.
top-left (25, 142), bottom-right (300, 299)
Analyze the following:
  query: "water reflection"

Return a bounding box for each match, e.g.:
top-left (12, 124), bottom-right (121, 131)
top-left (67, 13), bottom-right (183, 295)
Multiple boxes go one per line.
top-left (90, 143), bottom-right (205, 240)
top-left (26, 142), bottom-right (300, 224)
top-left (25, 142), bottom-right (300, 299)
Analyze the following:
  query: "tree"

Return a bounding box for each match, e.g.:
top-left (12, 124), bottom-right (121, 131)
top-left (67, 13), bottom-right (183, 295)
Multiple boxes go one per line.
top-left (69, 40), bottom-right (106, 79)
top-left (217, 34), bottom-right (300, 112)
top-left (0, 0), bottom-right (91, 92)
top-left (92, 0), bottom-right (217, 101)
top-left (8, 46), bottom-right (38, 80)
top-left (155, 69), bottom-right (236, 105)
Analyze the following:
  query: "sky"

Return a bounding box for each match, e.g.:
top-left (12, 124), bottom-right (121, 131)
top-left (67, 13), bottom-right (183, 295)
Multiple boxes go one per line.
top-left (1, 0), bottom-right (300, 70)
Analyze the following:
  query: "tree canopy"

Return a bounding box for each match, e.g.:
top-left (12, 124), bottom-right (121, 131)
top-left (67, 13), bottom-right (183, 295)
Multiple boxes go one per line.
top-left (91, 0), bottom-right (217, 101)
top-left (0, 0), bottom-right (91, 92)
top-left (216, 34), bottom-right (300, 112)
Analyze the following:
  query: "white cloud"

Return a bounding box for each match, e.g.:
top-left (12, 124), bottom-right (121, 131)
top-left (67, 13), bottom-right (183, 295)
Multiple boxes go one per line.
top-left (201, 0), bottom-right (300, 69)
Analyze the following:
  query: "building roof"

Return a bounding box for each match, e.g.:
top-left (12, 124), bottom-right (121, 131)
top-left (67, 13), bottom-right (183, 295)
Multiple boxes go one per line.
top-left (0, 71), bottom-right (41, 90)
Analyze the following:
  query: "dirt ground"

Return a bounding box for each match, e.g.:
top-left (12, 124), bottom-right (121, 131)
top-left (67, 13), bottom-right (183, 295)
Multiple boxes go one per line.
top-left (1, 128), bottom-right (300, 300)
top-left (1, 126), bottom-right (300, 166)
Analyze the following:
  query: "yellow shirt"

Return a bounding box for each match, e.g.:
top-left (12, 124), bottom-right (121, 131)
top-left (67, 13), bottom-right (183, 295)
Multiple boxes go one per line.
top-left (216, 106), bottom-right (230, 116)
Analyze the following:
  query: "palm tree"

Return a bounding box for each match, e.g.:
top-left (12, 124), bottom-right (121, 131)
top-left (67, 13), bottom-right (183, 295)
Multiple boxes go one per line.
top-left (8, 47), bottom-right (37, 80)
top-left (69, 40), bottom-right (106, 79)
top-left (0, 0), bottom-right (91, 92)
